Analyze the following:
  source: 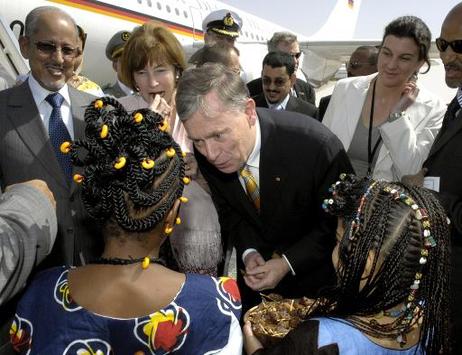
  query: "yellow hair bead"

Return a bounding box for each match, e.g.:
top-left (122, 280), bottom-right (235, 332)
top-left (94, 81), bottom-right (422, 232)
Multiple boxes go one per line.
top-left (175, 217), bottom-right (181, 225)
top-left (60, 141), bottom-right (71, 154)
top-left (94, 99), bottom-right (104, 109)
top-left (164, 225), bottom-right (174, 235)
top-left (141, 257), bottom-right (150, 269)
top-left (181, 151), bottom-right (187, 158)
top-left (159, 120), bottom-right (169, 132)
top-left (183, 177), bottom-right (191, 185)
top-left (114, 156), bottom-right (126, 169)
top-left (100, 124), bottom-right (109, 139)
top-left (134, 112), bottom-right (143, 123)
top-left (179, 196), bottom-right (188, 203)
top-left (166, 148), bottom-right (176, 158)
top-left (73, 174), bottom-right (84, 183)
top-left (141, 158), bottom-right (155, 169)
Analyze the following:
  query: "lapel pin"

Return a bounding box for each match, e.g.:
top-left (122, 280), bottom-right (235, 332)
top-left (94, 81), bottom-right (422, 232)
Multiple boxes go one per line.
top-left (275, 177), bottom-right (281, 182)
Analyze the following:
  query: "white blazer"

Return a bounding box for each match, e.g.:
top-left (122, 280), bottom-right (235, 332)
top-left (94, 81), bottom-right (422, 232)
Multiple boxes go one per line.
top-left (323, 74), bottom-right (445, 181)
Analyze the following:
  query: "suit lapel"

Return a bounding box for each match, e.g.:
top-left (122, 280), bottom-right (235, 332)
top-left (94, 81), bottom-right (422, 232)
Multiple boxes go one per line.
top-left (427, 97), bottom-right (461, 159)
top-left (6, 83), bottom-right (67, 189)
top-left (258, 109), bottom-right (286, 220)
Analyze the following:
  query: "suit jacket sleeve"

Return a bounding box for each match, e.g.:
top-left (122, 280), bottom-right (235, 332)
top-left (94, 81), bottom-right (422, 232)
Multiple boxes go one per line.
top-left (283, 133), bottom-right (353, 272)
top-left (0, 184), bottom-right (57, 304)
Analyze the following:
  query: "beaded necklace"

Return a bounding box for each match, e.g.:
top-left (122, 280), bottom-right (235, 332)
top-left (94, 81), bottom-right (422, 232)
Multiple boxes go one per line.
top-left (93, 256), bottom-right (166, 269)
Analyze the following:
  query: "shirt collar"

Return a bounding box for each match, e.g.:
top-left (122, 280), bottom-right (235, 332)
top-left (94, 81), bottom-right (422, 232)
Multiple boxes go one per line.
top-left (28, 74), bottom-right (71, 107)
top-left (266, 93), bottom-right (290, 110)
top-left (245, 117), bottom-right (261, 169)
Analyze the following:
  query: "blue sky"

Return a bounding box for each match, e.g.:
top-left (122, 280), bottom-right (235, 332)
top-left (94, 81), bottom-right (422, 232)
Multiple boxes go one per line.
top-left (221, 0), bottom-right (461, 39)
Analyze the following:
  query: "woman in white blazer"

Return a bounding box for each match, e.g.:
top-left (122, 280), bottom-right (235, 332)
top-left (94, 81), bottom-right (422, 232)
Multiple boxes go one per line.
top-left (323, 16), bottom-right (445, 181)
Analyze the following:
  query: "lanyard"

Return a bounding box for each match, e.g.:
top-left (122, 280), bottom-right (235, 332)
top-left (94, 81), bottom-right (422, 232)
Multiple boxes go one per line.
top-left (367, 79), bottom-right (382, 176)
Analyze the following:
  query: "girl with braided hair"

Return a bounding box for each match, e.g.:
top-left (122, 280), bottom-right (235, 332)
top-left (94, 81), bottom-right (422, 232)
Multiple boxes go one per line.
top-left (118, 22), bottom-right (223, 276)
top-left (244, 174), bottom-right (451, 354)
top-left (10, 97), bottom-right (242, 354)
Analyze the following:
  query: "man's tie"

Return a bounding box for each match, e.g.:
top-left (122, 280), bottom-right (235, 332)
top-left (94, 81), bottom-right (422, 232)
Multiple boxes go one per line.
top-left (240, 165), bottom-right (260, 210)
top-left (46, 93), bottom-right (72, 183)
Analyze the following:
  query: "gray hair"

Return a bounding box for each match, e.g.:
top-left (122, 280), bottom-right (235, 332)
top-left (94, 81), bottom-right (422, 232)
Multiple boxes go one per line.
top-left (176, 63), bottom-right (249, 121)
top-left (24, 6), bottom-right (77, 38)
top-left (267, 31), bottom-right (298, 52)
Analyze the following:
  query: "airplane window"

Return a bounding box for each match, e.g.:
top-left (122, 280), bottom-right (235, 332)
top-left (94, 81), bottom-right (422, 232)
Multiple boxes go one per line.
top-left (183, 10), bottom-right (188, 18)
top-left (166, 5), bottom-right (171, 12)
top-left (245, 31), bottom-right (248, 37)
top-left (251, 33), bottom-right (254, 40)
top-left (175, 8), bottom-right (179, 15)
top-left (137, 0), bottom-right (141, 3)
top-left (157, 2), bottom-right (161, 10)
top-left (147, 0), bottom-right (152, 6)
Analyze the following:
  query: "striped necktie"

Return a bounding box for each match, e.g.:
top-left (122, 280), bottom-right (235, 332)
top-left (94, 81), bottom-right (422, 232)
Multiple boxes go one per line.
top-left (46, 93), bottom-right (72, 183)
top-left (240, 165), bottom-right (260, 210)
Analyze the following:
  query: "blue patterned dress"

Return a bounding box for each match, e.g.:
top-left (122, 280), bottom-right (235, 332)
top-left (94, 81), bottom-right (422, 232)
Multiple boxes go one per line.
top-left (10, 267), bottom-right (242, 354)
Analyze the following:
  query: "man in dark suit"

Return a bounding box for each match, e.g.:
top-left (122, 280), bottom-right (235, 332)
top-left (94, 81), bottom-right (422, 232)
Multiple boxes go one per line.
top-left (176, 64), bottom-right (352, 312)
top-left (247, 32), bottom-right (316, 105)
top-left (317, 45), bottom-right (378, 121)
top-left (402, 3), bottom-right (462, 352)
top-left (0, 7), bottom-right (101, 352)
top-left (253, 51), bottom-right (317, 118)
top-left (103, 30), bottom-right (133, 98)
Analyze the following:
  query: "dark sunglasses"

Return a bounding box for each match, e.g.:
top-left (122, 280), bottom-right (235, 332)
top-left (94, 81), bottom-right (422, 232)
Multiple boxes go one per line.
top-left (262, 77), bottom-right (288, 87)
top-left (34, 41), bottom-right (78, 58)
top-left (346, 61), bottom-right (371, 69)
top-left (436, 37), bottom-right (462, 54)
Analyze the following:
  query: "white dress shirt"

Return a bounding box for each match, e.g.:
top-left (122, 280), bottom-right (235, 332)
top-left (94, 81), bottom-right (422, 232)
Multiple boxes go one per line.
top-left (265, 93), bottom-right (290, 111)
top-left (28, 74), bottom-right (75, 139)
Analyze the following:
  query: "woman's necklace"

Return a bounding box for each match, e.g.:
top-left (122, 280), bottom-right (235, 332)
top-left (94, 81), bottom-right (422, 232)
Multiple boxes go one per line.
top-left (93, 256), bottom-right (166, 269)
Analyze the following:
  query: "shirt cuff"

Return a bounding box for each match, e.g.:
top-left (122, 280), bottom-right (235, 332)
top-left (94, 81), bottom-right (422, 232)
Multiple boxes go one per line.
top-left (282, 254), bottom-right (296, 276)
top-left (242, 248), bottom-right (258, 264)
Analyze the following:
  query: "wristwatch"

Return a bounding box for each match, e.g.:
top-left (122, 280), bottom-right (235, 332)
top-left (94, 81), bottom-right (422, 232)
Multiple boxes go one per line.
top-left (388, 111), bottom-right (407, 123)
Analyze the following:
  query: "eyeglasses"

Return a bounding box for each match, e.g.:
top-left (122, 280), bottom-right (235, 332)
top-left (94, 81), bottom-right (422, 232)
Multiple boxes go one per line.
top-left (290, 52), bottom-right (302, 59)
top-left (34, 41), bottom-right (78, 59)
top-left (262, 77), bottom-right (288, 87)
top-left (436, 37), bottom-right (462, 54)
top-left (347, 61), bottom-right (371, 69)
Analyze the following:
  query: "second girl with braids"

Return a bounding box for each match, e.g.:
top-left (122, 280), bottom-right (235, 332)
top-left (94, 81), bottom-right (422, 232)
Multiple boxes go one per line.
top-left (244, 174), bottom-right (451, 354)
top-left (10, 97), bottom-right (242, 354)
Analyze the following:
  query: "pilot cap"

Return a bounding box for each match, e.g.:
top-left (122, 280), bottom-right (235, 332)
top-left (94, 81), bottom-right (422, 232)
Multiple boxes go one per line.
top-left (105, 30), bottom-right (131, 61)
top-left (202, 9), bottom-right (242, 38)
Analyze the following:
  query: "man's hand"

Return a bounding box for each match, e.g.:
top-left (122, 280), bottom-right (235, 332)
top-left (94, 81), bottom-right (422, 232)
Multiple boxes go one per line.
top-left (244, 257), bottom-right (290, 291)
top-left (243, 251), bottom-right (266, 285)
top-left (243, 321), bottom-right (263, 354)
top-left (6, 179), bottom-right (56, 209)
top-left (402, 168), bottom-right (427, 187)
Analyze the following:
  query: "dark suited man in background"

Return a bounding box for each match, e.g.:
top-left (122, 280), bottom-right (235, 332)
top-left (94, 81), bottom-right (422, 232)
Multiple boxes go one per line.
top-left (103, 30), bottom-right (133, 98)
top-left (247, 32), bottom-right (316, 105)
top-left (176, 64), bottom-right (352, 312)
top-left (0, 7), bottom-right (101, 352)
top-left (318, 45), bottom-right (378, 121)
top-left (253, 52), bottom-right (317, 118)
top-left (402, 3), bottom-right (462, 353)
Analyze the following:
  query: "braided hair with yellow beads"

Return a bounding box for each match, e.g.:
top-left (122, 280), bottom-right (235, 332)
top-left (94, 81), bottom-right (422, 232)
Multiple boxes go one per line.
top-left (61, 96), bottom-right (186, 234)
